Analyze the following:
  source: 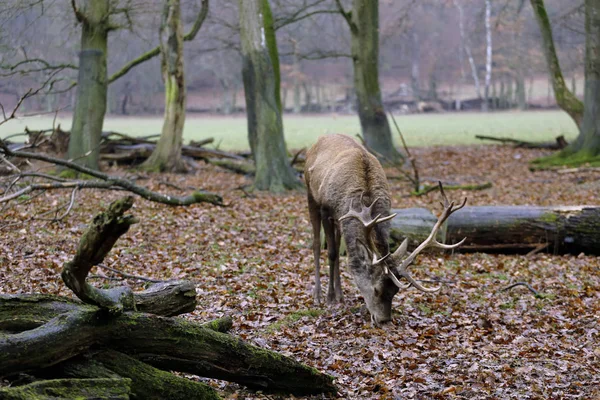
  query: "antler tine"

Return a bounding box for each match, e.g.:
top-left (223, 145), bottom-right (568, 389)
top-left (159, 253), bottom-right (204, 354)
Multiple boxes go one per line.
top-left (386, 186), bottom-right (467, 292)
top-left (339, 194), bottom-right (394, 228)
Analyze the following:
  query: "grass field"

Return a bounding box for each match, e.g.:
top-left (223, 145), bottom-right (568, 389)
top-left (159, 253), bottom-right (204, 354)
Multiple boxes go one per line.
top-left (0, 110), bottom-right (579, 151)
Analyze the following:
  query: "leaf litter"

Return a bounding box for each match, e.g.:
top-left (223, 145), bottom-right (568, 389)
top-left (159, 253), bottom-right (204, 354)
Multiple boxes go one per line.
top-left (1, 145), bottom-right (599, 399)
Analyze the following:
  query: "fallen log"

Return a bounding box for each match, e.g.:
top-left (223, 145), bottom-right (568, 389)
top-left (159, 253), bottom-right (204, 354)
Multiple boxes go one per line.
top-left (475, 134), bottom-right (568, 150)
top-left (390, 205), bottom-right (600, 255)
top-left (0, 299), bottom-right (336, 395)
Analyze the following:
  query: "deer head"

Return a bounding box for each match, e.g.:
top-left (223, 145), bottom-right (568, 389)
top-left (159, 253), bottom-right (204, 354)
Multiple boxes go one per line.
top-left (339, 186), bottom-right (466, 326)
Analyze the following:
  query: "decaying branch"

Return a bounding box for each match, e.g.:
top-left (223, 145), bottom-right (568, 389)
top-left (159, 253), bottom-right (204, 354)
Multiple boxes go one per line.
top-left (0, 143), bottom-right (224, 206)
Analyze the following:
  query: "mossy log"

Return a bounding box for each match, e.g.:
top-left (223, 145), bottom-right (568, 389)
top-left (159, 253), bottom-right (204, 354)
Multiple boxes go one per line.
top-left (0, 296), bottom-right (336, 395)
top-left (390, 205), bottom-right (600, 255)
top-left (52, 350), bottom-right (220, 400)
top-left (0, 378), bottom-right (131, 400)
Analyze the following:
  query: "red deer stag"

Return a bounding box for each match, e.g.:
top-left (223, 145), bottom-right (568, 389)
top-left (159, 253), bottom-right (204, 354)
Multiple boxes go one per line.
top-left (304, 134), bottom-right (466, 325)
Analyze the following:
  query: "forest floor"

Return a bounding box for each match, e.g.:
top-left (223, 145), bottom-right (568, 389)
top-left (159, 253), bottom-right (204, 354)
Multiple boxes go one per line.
top-left (1, 144), bottom-right (599, 399)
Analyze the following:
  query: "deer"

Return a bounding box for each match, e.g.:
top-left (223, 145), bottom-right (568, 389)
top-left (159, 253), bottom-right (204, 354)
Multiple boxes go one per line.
top-left (304, 134), bottom-right (466, 326)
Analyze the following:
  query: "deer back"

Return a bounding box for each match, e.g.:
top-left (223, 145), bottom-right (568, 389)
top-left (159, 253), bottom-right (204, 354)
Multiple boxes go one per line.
top-left (305, 134), bottom-right (391, 220)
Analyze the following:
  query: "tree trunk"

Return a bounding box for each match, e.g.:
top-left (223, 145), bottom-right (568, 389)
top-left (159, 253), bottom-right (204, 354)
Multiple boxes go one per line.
top-left (410, 31), bottom-right (421, 101)
top-left (389, 205), bottom-right (600, 255)
top-left (569, 0), bottom-right (600, 157)
top-left (482, 0), bottom-right (492, 112)
top-left (239, 0), bottom-right (300, 191)
top-left (349, 0), bottom-right (403, 163)
top-left (530, 0), bottom-right (584, 127)
top-left (516, 74), bottom-right (527, 110)
top-left (68, 1), bottom-right (110, 170)
top-left (142, 0), bottom-right (187, 172)
top-left (455, 0), bottom-right (481, 98)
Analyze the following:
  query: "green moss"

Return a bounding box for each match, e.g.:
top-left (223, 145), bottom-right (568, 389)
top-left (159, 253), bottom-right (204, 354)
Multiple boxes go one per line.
top-left (539, 212), bottom-right (559, 223)
top-left (57, 170), bottom-right (97, 180)
top-left (499, 301), bottom-right (516, 310)
top-left (266, 309), bottom-right (325, 333)
top-left (531, 150), bottom-right (600, 168)
top-left (0, 378), bottom-right (131, 399)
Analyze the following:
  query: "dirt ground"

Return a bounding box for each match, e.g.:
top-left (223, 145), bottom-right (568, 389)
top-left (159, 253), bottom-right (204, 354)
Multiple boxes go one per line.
top-left (1, 145), bottom-right (599, 399)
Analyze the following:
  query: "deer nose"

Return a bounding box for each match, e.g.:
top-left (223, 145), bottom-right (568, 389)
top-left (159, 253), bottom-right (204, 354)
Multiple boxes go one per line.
top-left (371, 314), bottom-right (392, 327)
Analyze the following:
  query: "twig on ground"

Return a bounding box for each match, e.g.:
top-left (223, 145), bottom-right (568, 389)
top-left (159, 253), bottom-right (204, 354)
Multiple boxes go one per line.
top-left (97, 264), bottom-right (164, 283)
top-left (501, 282), bottom-right (539, 296)
top-left (526, 243), bottom-right (549, 257)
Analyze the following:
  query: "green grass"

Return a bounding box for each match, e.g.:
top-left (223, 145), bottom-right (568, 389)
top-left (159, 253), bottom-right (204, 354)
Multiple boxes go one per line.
top-left (265, 308), bottom-right (325, 333)
top-left (0, 110), bottom-right (579, 151)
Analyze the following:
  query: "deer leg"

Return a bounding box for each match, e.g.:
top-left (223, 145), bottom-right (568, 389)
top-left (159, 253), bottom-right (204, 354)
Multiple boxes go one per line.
top-left (308, 195), bottom-right (322, 305)
top-left (333, 225), bottom-right (344, 302)
top-left (322, 215), bottom-right (341, 304)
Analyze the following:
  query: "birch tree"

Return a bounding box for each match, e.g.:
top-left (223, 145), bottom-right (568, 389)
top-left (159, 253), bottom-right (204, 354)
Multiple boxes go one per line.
top-left (482, 0), bottom-right (493, 111)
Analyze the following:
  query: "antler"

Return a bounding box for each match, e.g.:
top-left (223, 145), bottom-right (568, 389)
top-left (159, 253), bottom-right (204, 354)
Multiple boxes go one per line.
top-left (386, 182), bottom-right (467, 292)
top-left (339, 193), bottom-right (397, 228)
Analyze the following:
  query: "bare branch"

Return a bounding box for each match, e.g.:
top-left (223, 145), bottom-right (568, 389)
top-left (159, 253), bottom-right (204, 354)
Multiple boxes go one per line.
top-left (333, 0), bottom-right (357, 33)
top-left (0, 147), bottom-right (225, 206)
top-left (109, 0), bottom-right (210, 84)
top-left (70, 0), bottom-right (85, 23)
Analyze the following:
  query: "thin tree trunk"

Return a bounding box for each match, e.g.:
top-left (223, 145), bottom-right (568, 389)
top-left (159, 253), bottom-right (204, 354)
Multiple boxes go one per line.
top-left (68, 1), bottom-right (110, 170)
top-left (239, 0), bottom-right (300, 191)
top-left (292, 39), bottom-right (302, 114)
top-left (482, 0), bottom-right (492, 112)
top-left (516, 71), bottom-right (527, 110)
top-left (455, 0), bottom-right (481, 98)
top-left (348, 0), bottom-right (403, 162)
top-left (411, 31), bottom-right (421, 101)
top-left (142, 0), bottom-right (187, 172)
top-left (530, 0), bottom-right (584, 127)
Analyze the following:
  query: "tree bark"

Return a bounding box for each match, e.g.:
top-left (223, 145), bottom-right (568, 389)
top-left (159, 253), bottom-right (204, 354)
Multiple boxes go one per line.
top-left (454, 0), bottom-right (482, 99)
top-left (0, 304), bottom-right (336, 395)
top-left (0, 378), bottom-right (131, 400)
top-left (570, 0), bottom-right (600, 157)
top-left (530, 0), bottom-right (584, 127)
top-left (68, 1), bottom-right (110, 170)
top-left (482, 0), bottom-right (493, 112)
top-left (347, 0), bottom-right (403, 163)
top-left (61, 196), bottom-right (138, 312)
top-left (390, 205), bottom-right (600, 255)
top-left (410, 31), bottom-right (421, 101)
top-left (142, 0), bottom-right (187, 172)
top-left (55, 350), bottom-right (220, 400)
top-left (239, 0), bottom-right (301, 191)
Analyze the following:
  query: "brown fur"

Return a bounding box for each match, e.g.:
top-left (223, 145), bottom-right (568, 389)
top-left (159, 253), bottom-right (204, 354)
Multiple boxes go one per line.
top-left (305, 134), bottom-right (399, 324)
